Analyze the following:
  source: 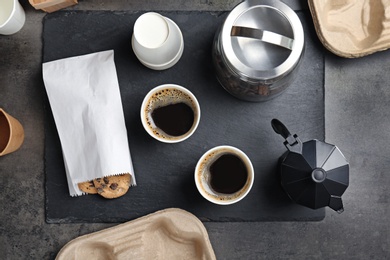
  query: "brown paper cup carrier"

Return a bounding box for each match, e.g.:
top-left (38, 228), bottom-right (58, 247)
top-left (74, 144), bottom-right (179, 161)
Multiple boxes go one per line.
top-left (0, 108), bottom-right (24, 156)
top-left (308, 0), bottom-right (390, 58)
top-left (29, 0), bottom-right (78, 13)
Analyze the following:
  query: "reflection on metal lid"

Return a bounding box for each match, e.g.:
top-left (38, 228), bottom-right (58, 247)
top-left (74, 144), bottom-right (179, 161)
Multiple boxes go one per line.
top-left (221, 0), bottom-right (304, 79)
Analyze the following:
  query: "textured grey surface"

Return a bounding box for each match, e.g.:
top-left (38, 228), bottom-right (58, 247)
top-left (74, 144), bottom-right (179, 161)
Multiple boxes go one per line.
top-left (0, 0), bottom-right (389, 259)
top-left (42, 10), bottom-right (325, 223)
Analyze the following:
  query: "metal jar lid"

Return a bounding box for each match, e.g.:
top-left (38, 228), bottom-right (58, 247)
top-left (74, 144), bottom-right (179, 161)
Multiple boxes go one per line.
top-left (220, 0), bottom-right (304, 81)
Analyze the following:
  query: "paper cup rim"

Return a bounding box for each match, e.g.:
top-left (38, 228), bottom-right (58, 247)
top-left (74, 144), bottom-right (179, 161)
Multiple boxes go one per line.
top-left (140, 84), bottom-right (201, 143)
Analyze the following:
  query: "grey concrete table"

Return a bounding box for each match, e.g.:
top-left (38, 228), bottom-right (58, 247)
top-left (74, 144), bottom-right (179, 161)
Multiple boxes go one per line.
top-left (0, 0), bottom-right (389, 259)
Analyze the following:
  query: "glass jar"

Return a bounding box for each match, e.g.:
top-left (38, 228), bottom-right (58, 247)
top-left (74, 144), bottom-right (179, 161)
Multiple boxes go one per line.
top-left (212, 0), bottom-right (305, 102)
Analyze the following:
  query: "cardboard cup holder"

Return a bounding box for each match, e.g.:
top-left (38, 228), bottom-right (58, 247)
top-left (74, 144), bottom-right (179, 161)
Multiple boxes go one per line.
top-left (56, 209), bottom-right (216, 259)
top-left (309, 0), bottom-right (390, 58)
top-left (29, 0), bottom-right (78, 13)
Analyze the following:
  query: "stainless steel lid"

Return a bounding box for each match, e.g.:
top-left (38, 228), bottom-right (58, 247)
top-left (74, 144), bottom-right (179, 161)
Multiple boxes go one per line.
top-left (221, 0), bottom-right (304, 81)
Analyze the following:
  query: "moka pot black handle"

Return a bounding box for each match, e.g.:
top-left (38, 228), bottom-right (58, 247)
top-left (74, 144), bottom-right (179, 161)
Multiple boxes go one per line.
top-left (271, 119), bottom-right (302, 154)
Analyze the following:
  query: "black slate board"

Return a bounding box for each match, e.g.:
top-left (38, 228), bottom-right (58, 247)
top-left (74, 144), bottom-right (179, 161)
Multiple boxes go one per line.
top-left (43, 11), bottom-right (325, 223)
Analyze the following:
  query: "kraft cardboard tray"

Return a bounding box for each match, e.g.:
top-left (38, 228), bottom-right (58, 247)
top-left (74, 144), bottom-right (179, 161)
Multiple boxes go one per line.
top-left (43, 10), bottom-right (326, 223)
top-left (29, 0), bottom-right (78, 13)
top-left (309, 0), bottom-right (390, 58)
top-left (56, 208), bottom-right (216, 259)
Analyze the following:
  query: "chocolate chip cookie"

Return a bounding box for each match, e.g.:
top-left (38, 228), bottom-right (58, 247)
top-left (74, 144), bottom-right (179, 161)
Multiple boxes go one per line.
top-left (93, 174), bottom-right (131, 199)
top-left (78, 180), bottom-right (98, 194)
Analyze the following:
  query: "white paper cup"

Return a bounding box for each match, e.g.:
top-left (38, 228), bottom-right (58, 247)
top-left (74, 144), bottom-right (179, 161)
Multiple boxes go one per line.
top-left (0, 0), bottom-right (26, 35)
top-left (195, 145), bottom-right (254, 205)
top-left (132, 12), bottom-right (184, 70)
top-left (140, 84), bottom-right (200, 143)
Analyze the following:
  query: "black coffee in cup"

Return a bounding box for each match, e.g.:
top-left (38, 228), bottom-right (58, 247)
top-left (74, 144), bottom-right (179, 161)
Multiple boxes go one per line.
top-left (142, 85), bottom-right (200, 143)
top-left (209, 153), bottom-right (248, 194)
top-left (151, 102), bottom-right (194, 137)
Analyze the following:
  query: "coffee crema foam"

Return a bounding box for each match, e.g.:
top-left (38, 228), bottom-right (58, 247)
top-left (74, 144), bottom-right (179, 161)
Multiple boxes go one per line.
top-left (145, 88), bottom-right (197, 140)
top-left (197, 149), bottom-right (252, 201)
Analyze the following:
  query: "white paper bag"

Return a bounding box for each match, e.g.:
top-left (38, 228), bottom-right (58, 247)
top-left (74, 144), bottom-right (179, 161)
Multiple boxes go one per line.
top-left (43, 50), bottom-right (136, 196)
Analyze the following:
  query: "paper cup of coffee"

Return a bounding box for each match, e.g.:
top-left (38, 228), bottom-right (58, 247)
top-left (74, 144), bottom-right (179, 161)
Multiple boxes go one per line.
top-left (195, 145), bottom-right (254, 205)
top-left (0, 0), bottom-right (26, 35)
top-left (0, 108), bottom-right (24, 156)
top-left (140, 84), bottom-right (200, 143)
